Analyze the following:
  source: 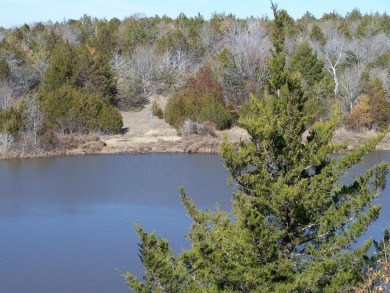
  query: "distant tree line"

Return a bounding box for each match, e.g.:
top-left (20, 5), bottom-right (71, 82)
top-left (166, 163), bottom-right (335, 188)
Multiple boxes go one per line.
top-left (0, 9), bottom-right (389, 154)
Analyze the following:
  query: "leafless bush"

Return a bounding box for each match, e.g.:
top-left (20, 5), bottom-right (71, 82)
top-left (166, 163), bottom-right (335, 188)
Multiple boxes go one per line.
top-left (0, 81), bottom-right (14, 110)
top-left (0, 132), bottom-right (14, 146)
top-left (57, 134), bottom-right (80, 150)
top-left (52, 132), bottom-right (103, 151)
top-left (179, 120), bottom-right (216, 137)
top-left (38, 130), bottom-right (60, 151)
top-left (339, 65), bottom-right (364, 113)
top-left (355, 238), bottom-right (390, 293)
top-left (0, 132), bottom-right (14, 155)
top-left (201, 122), bottom-right (217, 137)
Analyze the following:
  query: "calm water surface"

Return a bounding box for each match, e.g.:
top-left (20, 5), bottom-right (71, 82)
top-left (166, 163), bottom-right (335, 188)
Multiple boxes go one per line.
top-left (0, 152), bottom-right (389, 292)
top-left (0, 153), bottom-right (233, 292)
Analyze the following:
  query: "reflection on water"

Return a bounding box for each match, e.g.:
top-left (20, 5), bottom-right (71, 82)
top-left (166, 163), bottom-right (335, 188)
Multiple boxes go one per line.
top-left (0, 152), bottom-right (389, 292)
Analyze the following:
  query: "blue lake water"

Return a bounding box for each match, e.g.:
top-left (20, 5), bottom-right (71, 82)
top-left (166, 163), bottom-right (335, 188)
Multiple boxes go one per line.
top-left (0, 152), bottom-right (389, 292)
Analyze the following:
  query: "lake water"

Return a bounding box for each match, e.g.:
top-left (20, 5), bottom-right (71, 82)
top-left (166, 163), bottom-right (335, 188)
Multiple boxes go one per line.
top-left (0, 152), bottom-right (389, 292)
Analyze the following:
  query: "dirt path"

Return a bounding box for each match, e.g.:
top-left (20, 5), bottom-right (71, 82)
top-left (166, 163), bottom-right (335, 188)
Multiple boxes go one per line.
top-left (103, 95), bottom-right (180, 151)
top-left (100, 94), bottom-right (250, 154)
top-left (119, 95), bottom-right (178, 137)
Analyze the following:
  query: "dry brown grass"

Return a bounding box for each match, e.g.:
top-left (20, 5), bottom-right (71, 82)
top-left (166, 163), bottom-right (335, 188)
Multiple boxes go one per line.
top-left (332, 127), bottom-right (390, 150)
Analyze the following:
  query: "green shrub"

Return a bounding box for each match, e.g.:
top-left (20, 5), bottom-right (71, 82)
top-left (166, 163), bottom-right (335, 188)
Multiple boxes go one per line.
top-left (164, 65), bottom-right (228, 130)
top-left (97, 104), bottom-right (123, 134)
top-left (40, 84), bottom-right (80, 132)
top-left (116, 77), bottom-right (144, 110)
top-left (165, 93), bottom-right (232, 131)
top-left (369, 52), bottom-right (390, 69)
top-left (41, 84), bottom-right (123, 134)
top-left (164, 93), bottom-right (199, 130)
top-left (0, 58), bottom-right (11, 81)
top-left (198, 96), bottom-right (232, 130)
top-left (0, 107), bottom-right (23, 137)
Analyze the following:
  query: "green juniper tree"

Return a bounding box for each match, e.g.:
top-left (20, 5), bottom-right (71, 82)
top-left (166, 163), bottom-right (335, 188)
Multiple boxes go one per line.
top-left (0, 57), bottom-right (11, 82)
top-left (289, 42), bottom-right (325, 88)
top-left (125, 4), bottom-right (389, 292)
top-left (40, 40), bottom-right (78, 93)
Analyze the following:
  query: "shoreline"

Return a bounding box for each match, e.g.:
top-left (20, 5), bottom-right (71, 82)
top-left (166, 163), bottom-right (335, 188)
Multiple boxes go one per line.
top-left (0, 134), bottom-right (230, 161)
top-left (1, 128), bottom-right (389, 161)
top-left (1, 93), bottom-right (389, 161)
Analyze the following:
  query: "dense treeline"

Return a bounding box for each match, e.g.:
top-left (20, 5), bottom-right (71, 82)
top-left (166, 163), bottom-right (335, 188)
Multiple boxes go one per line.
top-left (0, 9), bottom-right (389, 153)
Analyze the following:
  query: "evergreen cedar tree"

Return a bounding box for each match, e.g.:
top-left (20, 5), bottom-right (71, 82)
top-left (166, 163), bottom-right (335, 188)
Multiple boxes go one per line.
top-left (126, 4), bottom-right (389, 292)
top-left (40, 41), bottom-right (123, 134)
top-left (0, 57), bottom-right (12, 82)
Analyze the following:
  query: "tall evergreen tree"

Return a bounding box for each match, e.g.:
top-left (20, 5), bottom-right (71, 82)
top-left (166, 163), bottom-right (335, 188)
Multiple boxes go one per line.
top-left (125, 4), bottom-right (389, 292)
top-left (288, 42), bottom-right (333, 120)
top-left (289, 42), bottom-right (325, 87)
top-left (76, 45), bottom-right (117, 105)
top-left (41, 40), bottom-right (78, 93)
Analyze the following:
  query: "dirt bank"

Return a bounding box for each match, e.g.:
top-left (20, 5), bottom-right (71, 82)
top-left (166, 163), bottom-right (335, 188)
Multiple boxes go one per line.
top-left (71, 96), bottom-right (390, 156)
top-left (332, 127), bottom-right (390, 151)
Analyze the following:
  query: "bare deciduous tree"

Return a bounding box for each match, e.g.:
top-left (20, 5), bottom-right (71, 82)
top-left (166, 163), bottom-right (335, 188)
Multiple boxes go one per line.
top-left (131, 46), bottom-right (158, 97)
top-left (215, 19), bottom-right (271, 104)
top-left (200, 23), bottom-right (223, 56)
top-left (312, 21), bottom-right (346, 96)
top-left (109, 50), bottom-right (122, 73)
top-left (23, 93), bottom-right (43, 146)
top-left (346, 33), bottom-right (390, 69)
top-left (6, 57), bottom-right (38, 95)
top-left (110, 51), bottom-right (133, 107)
top-left (0, 132), bottom-right (14, 156)
top-left (0, 81), bottom-right (14, 110)
top-left (110, 46), bottom-right (159, 107)
top-left (54, 23), bottom-right (80, 45)
top-left (33, 52), bottom-right (49, 79)
top-left (339, 66), bottom-right (364, 114)
top-left (224, 19), bottom-right (269, 83)
top-left (157, 48), bottom-right (189, 90)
